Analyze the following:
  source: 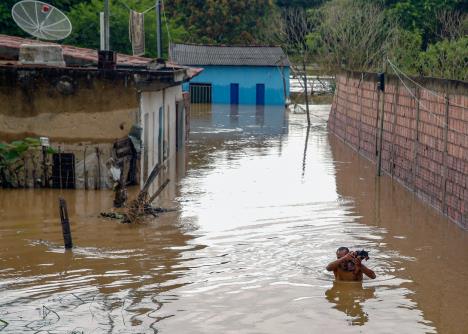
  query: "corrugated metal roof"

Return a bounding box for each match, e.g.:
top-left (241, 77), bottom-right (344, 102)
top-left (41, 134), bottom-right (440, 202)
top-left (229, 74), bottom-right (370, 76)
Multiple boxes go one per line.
top-left (170, 43), bottom-right (290, 67)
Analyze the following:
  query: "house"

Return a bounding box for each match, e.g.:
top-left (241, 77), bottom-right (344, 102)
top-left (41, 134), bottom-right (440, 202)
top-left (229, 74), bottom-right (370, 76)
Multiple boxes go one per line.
top-left (169, 43), bottom-right (290, 106)
top-left (0, 34), bottom-right (201, 191)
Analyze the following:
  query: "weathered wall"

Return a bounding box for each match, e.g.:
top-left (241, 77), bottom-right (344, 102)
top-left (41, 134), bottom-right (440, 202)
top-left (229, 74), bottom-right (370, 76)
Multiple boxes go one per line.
top-left (140, 85), bottom-right (185, 198)
top-left (0, 66), bottom-right (139, 142)
top-left (328, 71), bottom-right (467, 228)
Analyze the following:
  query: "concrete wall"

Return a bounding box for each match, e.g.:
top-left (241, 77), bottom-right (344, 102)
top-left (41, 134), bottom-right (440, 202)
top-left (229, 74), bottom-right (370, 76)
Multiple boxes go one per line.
top-left (0, 67), bottom-right (138, 142)
top-left (140, 85), bottom-right (184, 197)
top-left (0, 66), bottom-right (140, 189)
top-left (328, 71), bottom-right (467, 228)
top-left (183, 65), bottom-right (290, 105)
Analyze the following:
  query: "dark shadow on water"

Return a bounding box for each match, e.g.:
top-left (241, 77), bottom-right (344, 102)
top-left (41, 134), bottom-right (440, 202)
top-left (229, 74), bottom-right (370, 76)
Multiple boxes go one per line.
top-left (325, 281), bottom-right (375, 326)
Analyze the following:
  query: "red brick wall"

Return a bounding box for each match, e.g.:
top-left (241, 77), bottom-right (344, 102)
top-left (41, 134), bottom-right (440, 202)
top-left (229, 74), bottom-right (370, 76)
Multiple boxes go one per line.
top-left (329, 71), bottom-right (467, 228)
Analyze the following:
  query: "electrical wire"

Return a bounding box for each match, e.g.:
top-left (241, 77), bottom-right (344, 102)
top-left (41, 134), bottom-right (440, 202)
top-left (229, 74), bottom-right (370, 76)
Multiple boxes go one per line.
top-left (387, 57), bottom-right (467, 110)
top-left (387, 59), bottom-right (449, 129)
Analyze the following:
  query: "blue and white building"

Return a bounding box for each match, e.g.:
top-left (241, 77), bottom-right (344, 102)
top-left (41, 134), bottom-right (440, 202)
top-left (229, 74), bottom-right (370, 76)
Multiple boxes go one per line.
top-left (170, 43), bottom-right (290, 105)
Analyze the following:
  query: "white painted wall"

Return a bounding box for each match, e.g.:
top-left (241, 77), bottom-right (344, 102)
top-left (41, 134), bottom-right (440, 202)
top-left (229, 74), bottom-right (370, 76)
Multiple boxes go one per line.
top-left (139, 85), bottom-right (184, 191)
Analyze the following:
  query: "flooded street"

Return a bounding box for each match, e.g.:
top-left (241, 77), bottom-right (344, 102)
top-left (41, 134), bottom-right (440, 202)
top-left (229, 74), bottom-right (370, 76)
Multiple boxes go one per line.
top-left (1, 104), bottom-right (467, 333)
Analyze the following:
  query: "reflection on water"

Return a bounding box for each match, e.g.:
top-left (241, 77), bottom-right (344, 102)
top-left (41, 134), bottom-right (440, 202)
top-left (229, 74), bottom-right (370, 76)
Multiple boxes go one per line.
top-left (0, 103), bottom-right (467, 333)
top-left (325, 282), bottom-right (375, 326)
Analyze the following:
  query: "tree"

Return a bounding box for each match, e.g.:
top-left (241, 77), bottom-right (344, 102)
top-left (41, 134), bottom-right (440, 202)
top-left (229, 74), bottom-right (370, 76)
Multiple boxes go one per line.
top-left (276, 0), bottom-right (326, 8)
top-left (164, 0), bottom-right (277, 44)
top-left (382, 0), bottom-right (465, 47)
top-left (281, 7), bottom-right (317, 125)
top-left (66, 0), bottom-right (188, 58)
top-left (0, 0), bottom-right (91, 38)
top-left (419, 36), bottom-right (468, 81)
top-left (312, 0), bottom-right (398, 72)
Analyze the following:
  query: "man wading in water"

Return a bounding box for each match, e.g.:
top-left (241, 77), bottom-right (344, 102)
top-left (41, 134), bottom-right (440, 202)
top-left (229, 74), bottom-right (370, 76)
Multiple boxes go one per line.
top-left (326, 247), bottom-right (376, 281)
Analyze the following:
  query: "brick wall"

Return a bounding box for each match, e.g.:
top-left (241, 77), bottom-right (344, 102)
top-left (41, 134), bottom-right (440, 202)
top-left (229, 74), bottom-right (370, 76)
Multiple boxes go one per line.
top-left (329, 71), bottom-right (467, 228)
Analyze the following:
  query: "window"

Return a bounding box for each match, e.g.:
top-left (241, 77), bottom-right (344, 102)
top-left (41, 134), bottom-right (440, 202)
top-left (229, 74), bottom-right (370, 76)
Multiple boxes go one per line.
top-left (190, 83), bottom-right (212, 103)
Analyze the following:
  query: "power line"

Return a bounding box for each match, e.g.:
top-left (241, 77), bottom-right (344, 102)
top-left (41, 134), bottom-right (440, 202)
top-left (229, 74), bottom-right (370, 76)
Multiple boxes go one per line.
top-left (387, 59), bottom-right (449, 130)
top-left (387, 58), bottom-right (467, 110)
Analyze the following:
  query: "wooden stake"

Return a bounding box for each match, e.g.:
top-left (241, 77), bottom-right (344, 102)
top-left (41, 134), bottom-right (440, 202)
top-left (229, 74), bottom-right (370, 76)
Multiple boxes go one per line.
top-left (148, 178), bottom-right (170, 204)
top-left (58, 197), bottom-right (73, 249)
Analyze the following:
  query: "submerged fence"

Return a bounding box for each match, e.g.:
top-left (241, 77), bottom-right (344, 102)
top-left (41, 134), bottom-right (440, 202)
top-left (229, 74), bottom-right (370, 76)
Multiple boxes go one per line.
top-left (328, 70), bottom-right (467, 228)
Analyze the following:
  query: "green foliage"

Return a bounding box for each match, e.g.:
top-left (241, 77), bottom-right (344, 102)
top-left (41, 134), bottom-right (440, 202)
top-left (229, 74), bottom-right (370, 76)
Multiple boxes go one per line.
top-left (165, 0), bottom-right (277, 44)
top-left (418, 36), bottom-right (468, 81)
top-left (0, 137), bottom-right (42, 187)
top-left (66, 0), bottom-right (188, 58)
top-left (276, 0), bottom-right (327, 8)
top-left (0, 0), bottom-right (28, 37)
top-left (382, 0), bottom-right (465, 47)
top-left (0, 1), bottom-right (91, 38)
top-left (1, 0), bottom-right (466, 81)
top-left (388, 28), bottom-right (423, 75)
top-left (308, 0), bottom-right (397, 72)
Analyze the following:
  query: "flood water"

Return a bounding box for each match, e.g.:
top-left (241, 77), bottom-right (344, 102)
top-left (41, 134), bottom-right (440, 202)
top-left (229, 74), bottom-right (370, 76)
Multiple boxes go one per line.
top-left (1, 103), bottom-right (467, 333)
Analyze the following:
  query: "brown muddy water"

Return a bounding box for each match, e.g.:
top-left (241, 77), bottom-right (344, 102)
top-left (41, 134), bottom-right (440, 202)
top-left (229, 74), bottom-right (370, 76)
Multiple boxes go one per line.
top-left (1, 104), bottom-right (467, 333)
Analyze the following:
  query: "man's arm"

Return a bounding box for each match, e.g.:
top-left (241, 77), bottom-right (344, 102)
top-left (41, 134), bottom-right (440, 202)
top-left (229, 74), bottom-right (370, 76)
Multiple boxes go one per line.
top-left (326, 252), bottom-right (354, 271)
top-left (360, 264), bottom-right (376, 279)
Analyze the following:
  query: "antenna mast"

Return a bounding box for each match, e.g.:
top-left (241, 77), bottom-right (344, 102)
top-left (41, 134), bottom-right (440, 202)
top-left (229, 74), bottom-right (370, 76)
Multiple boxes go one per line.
top-left (156, 0), bottom-right (162, 58)
top-left (104, 0), bottom-right (110, 50)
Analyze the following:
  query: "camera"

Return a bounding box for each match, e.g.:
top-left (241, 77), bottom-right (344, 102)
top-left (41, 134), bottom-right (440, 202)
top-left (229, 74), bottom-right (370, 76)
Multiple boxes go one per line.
top-left (355, 250), bottom-right (369, 259)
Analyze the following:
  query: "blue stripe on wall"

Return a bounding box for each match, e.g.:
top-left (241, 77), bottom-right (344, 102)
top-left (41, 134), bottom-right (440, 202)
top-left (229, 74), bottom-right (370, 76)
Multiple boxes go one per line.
top-left (183, 65), bottom-right (290, 105)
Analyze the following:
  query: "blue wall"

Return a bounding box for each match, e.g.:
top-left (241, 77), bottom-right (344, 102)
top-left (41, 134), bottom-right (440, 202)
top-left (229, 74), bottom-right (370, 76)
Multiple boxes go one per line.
top-left (183, 65), bottom-right (290, 105)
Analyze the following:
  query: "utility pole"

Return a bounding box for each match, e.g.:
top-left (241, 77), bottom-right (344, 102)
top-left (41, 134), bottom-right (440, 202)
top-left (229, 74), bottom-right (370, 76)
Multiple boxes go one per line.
top-left (103, 0), bottom-right (110, 50)
top-left (156, 0), bottom-right (162, 58)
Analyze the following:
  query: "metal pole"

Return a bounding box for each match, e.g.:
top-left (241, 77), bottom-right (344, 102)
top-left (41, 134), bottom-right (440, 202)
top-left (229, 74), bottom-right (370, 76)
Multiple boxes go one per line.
top-left (156, 0), bottom-right (162, 58)
top-left (100, 12), bottom-right (105, 50)
top-left (104, 0), bottom-right (110, 50)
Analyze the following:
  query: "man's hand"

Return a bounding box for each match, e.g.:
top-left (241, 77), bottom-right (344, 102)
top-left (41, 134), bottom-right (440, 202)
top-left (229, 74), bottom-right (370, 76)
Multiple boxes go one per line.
top-left (344, 252), bottom-right (356, 261)
top-left (353, 256), bottom-right (362, 274)
top-left (326, 251), bottom-right (355, 271)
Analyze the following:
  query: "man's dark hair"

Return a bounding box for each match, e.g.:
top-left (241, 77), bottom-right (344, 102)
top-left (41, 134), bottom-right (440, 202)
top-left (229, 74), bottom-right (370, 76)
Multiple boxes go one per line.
top-left (336, 247), bottom-right (349, 253)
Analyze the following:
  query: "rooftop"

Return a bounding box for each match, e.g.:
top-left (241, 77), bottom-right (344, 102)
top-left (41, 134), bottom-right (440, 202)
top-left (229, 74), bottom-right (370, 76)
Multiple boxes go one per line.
top-left (0, 34), bottom-right (203, 81)
top-left (169, 43), bottom-right (290, 67)
top-left (0, 34), bottom-right (150, 66)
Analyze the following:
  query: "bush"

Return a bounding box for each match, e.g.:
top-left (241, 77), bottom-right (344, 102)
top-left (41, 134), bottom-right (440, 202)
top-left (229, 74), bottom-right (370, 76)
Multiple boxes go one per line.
top-left (419, 36), bottom-right (468, 81)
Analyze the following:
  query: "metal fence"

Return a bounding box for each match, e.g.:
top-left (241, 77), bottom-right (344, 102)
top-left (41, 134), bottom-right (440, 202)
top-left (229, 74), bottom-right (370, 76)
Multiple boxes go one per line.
top-left (190, 83), bottom-right (212, 104)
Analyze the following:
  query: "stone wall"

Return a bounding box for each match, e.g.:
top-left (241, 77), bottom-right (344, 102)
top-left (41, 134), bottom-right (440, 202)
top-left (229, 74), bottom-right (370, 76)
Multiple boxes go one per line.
top-left (328, 71), bottom-right (467, 228)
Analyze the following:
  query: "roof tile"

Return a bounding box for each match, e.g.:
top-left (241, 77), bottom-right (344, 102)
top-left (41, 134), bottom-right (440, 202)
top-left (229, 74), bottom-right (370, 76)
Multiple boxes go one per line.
top-left (169, 43), bottom-right (290, 67)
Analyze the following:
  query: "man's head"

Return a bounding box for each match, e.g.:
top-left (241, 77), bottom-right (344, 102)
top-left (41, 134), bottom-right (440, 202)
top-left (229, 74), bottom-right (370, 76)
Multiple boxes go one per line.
top-left (336, 246), bottom-right (349, 259)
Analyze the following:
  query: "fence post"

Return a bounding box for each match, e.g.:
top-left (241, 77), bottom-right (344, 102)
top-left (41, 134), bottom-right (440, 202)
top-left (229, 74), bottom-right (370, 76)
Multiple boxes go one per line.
top-left (346, 73), bottom-right (352, 143)
top-left (358, 73), bottom-right (364, 152)
top-left (376, 71), bottom-right (386, 176)
top-left (411, 87), bottom-right (421, 191)
top-left (58, 197), bottom-right (73, 249)
top-left (390, 80), bottom-right (400, 177)
top-left (441, 93), bottom-right (450, 214)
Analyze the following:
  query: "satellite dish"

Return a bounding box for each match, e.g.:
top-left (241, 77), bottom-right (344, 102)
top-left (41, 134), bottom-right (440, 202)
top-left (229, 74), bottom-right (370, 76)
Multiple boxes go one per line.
top-left (12, 0), bottom-right (72, 40)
